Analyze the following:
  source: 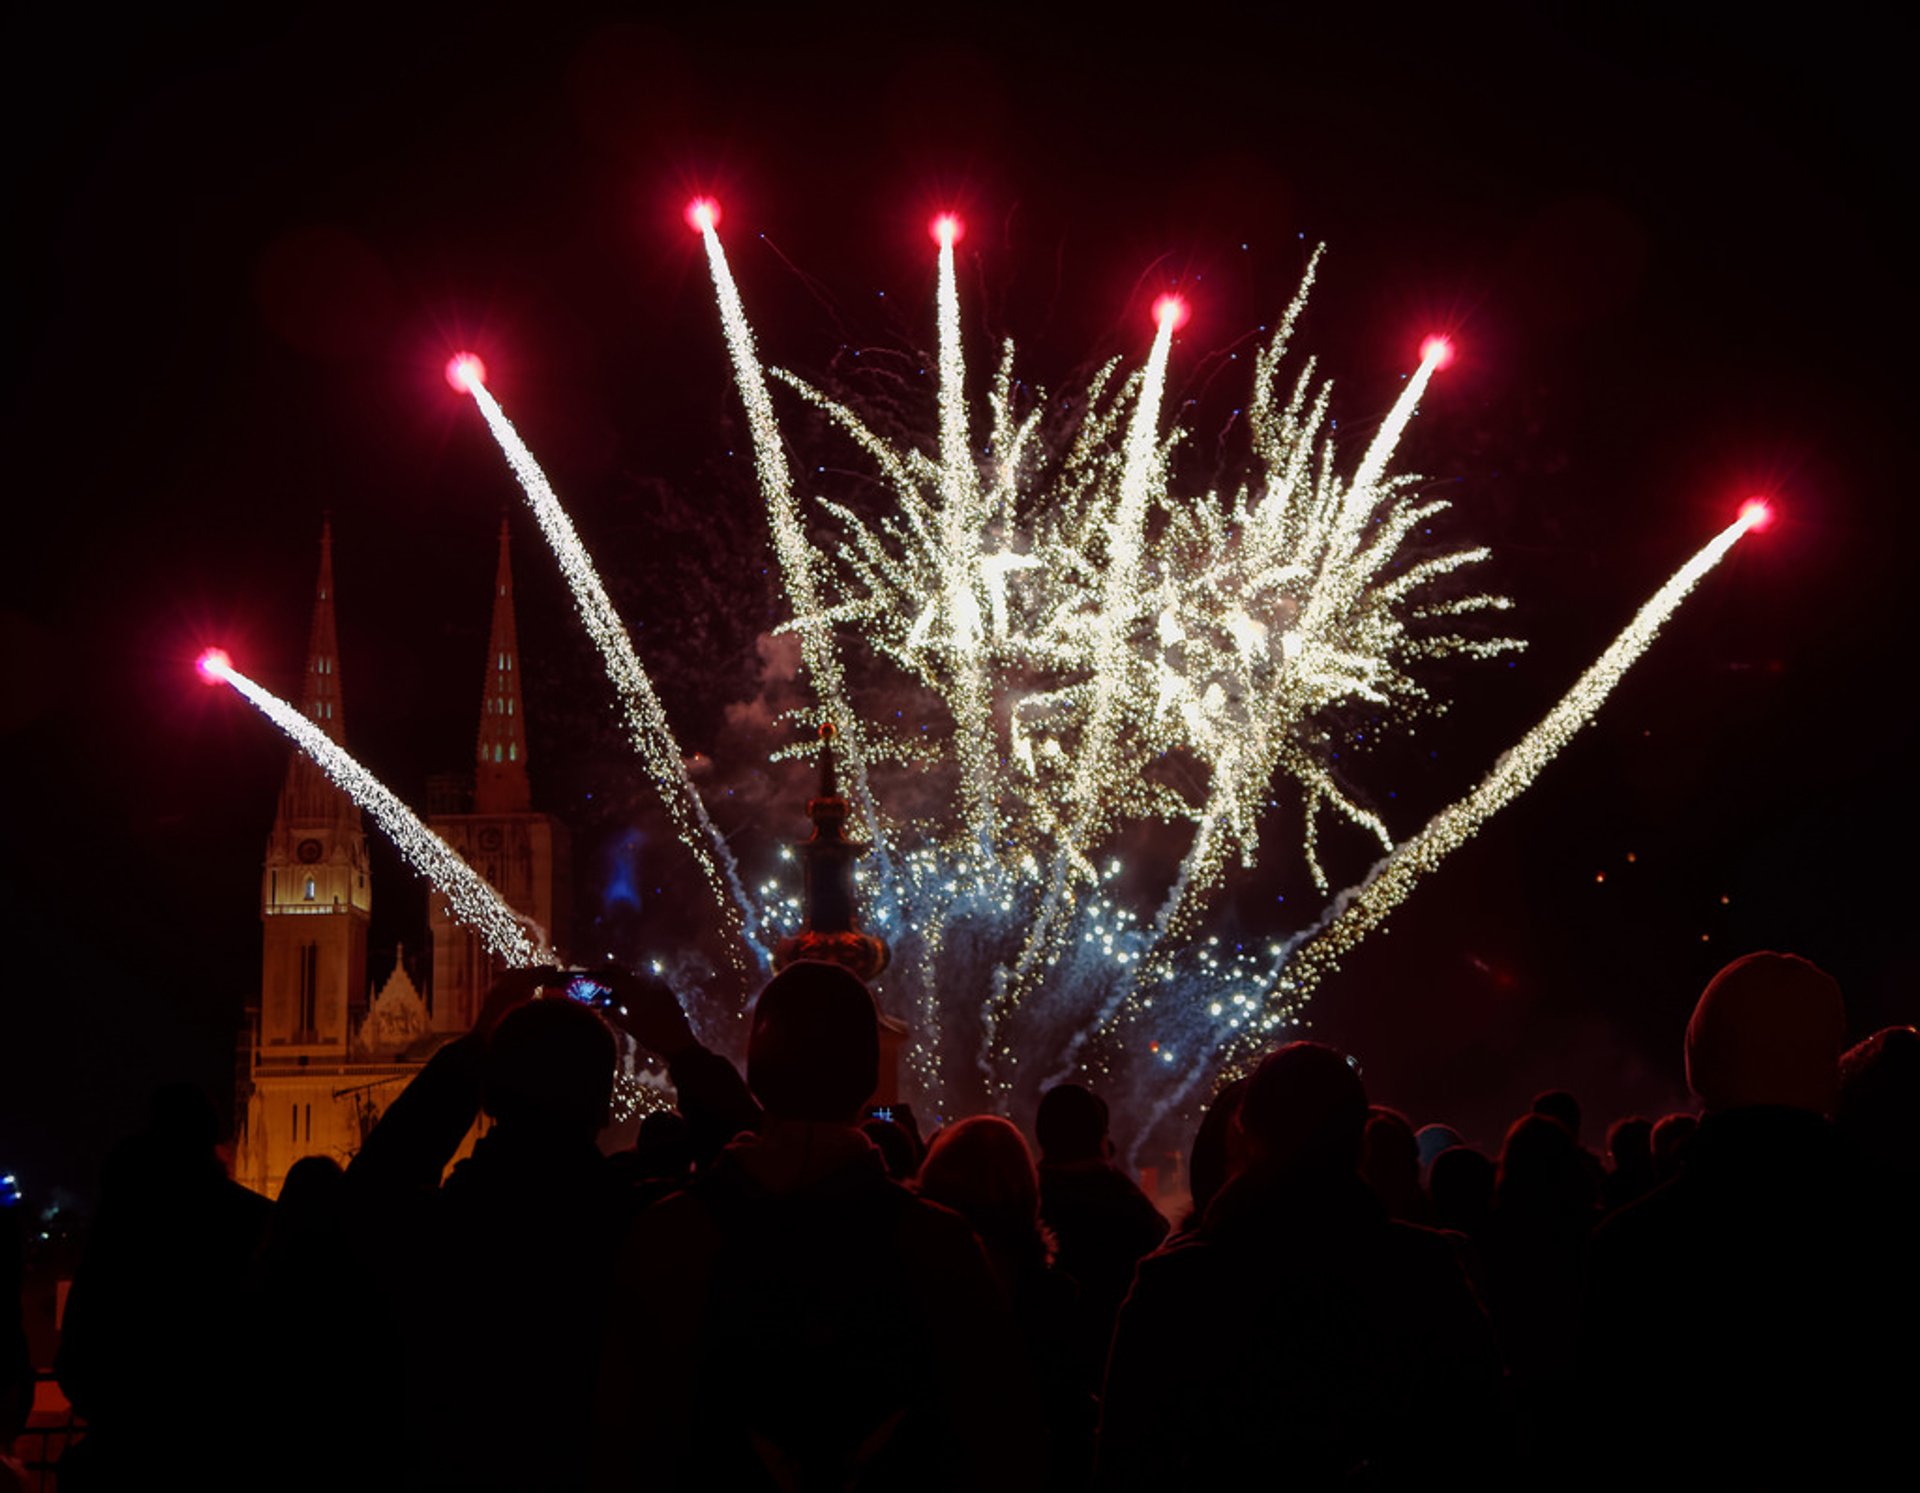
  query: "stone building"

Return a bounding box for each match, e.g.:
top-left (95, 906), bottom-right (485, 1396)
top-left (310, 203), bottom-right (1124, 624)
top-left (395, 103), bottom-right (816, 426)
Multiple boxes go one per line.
top-left (233, 519), bottom-right (567, 1197)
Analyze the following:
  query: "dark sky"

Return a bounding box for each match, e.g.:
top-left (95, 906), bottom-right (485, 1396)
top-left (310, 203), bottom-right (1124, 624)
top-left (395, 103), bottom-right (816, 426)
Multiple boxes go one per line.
top-left (3, 4), bottom-right (1910, 1193)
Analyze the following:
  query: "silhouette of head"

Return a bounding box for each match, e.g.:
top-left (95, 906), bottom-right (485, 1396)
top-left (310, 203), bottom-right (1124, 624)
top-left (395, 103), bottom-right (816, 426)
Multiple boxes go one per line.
top-left (1362, 1108), bottom-right (1420, 1183)
top-left (1684, 952), bottom-right (1845, 1114)
top-left (632, 1111), bottom-right (693, 1181)
top-left (1498, 1111), bottom-right (1588, 1208)
top-left (1035, 1083), bottom-right (1110, 1163)
top-left (747, 961), bottom-right (879, 1122)
top-left (1429, 1145), bottom-right (1495, 1232)
top-left (918, 1115), bottom-right (1042, 1244)
top-left (1531, 1089), bottom-right (1583, 1142)
top-left (1415, 1122), bottom-right (1464, 1177)
top-left (1836, 1026), bottom-right (1920, 1178)
top-left (1607, 1116), bottom-right (1654, 1171)
top-left (1188, 1077), bottom-right (1250, 1218)
top-left (1650, 1112), bottom-right (1698, 1176)
top-left (483, 997), bottom-right (617, 1140)
top-left (1236, 1041), bottom-right (1368, 1180)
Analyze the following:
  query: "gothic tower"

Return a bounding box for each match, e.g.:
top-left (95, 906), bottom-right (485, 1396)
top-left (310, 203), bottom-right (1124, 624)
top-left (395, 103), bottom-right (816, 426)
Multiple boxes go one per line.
top-left (258, 520), bottom-right (372, 1050)
top-left (428, 519), bottom-right (571, 1029)
top-left (236, 521), bottom-right (379, 1197)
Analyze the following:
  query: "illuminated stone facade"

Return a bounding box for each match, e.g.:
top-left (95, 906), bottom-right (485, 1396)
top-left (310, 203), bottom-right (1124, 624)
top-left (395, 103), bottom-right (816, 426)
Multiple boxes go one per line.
top-left (234, 520), bottom-right (567, 1197)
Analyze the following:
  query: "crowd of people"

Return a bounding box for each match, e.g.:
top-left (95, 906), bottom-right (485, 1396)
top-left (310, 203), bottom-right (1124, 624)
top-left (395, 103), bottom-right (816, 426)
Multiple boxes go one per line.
top-left (32, 950), bottom-right (1920, 1489)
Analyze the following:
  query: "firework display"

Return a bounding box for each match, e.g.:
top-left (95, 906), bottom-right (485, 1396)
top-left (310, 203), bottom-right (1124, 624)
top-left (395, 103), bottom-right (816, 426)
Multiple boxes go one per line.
top-left (212, 201), bottom-right (1761, 1134)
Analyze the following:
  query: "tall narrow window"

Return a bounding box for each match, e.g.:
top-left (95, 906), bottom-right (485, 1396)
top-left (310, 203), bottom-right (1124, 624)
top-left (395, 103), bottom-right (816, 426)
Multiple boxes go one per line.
top-left (304, 877), bottom-right (316, 901)
top-left (299, 943), bottom-right (318, 1036)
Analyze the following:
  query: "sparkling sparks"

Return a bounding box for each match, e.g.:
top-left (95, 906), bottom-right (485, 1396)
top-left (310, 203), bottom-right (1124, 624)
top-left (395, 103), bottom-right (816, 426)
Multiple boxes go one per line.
top-left (696, 211), bottom-right (900, 911)
top-left (216, 204), bottom-right (1758, 1144)
top-left (203, 654), bottom-right (542, 968)
top-left (458, 375), bottom-right (769, 969)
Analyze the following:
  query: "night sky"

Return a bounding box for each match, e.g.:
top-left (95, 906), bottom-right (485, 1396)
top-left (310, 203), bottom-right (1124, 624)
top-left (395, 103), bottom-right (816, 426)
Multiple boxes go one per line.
top-left (3, 5), bottom-right (1910, 1199)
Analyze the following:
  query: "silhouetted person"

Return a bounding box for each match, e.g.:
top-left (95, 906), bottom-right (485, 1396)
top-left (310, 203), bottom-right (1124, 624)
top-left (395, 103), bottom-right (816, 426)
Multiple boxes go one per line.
top-left (2, 1177), bottom-right (30, 1479)
top-left (1415, 1122), bottom-right (1464, 1180)
top-left (1484, 1112), bottom-right (1595, 1475)
top-left (1426, 1142), bottom-right (1496, 1302)
top-left (595, 961), bottom-right (1041, 1491)
top-left (1178, 1077), bottom-right (1248, 1236)
top-left (610, 1109), bottom-right (695, 1206)
top-left (1034, 1083), bottom-right (1168, 1381)
top-left (919, 1115), bottom-right (1093, 1490)
top-left (1531, 1088), bottom-right (1604, 1200)
top-left (55, 1084), bottom-right (270, 1492)
top-left (1361, 1107), bottom-right (1429, 1224)
top-left (1583, 952), bottom-right (1911, 1485)
top-left (1099, 1043), bottom-right (1502, 1490)
top-left (1428, 1145), bottom-right (1495, 1241)
top-left (347, 967), bottom-right (626, 1491)
top-left (1648, 1110), bottom-right (1697, 1184)
top-left (1601, 1115), bottom-right (1655, 1212)
top-left (246, 1155), bottom-right (405, 1491)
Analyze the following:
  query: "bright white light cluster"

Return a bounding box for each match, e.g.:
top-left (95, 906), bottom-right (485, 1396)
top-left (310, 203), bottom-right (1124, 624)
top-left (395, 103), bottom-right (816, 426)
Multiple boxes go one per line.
top-left (355, 207), bottom-right (1756, 1135)
top-left (683, 215), bottom-right (1754, 1120)
top-left (715, 232), bottom-right (1526, 1095)
top-left (209, 657), bottom-right (544, 968)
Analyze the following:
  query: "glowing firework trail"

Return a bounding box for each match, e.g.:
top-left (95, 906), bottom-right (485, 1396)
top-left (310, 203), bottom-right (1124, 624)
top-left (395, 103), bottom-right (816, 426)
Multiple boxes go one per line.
top-left (695, 211), bottom-right (899, 908)
top-left (200, 653), bottom-right (542, 967)
top-left (932, 215), bottom-right (997, 855)
top-left (1070, 296), bottom-right (1182, 842)
top-left (997, 299), bottom-right (1184, 1029)
top-left (1205, 506), bottom-right (1765, 1083)
top-left (456, 370), bottom-right (769, 968)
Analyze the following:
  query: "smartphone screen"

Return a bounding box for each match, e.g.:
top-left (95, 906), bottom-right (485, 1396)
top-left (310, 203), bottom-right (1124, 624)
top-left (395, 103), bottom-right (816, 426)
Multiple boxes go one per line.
top-left (565, 974), bottom-right (613, 1007)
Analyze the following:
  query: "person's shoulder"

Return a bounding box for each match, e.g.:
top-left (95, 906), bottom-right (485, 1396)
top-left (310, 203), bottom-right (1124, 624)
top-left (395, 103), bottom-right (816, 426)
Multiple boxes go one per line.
top-left (1381, 1218), bottom-right (1475, 1279)
top-left (1128, 1231), bottom-right (1216, 1289)
top-left (1593, 1172), bottom-right (1689, 1247)
top-left (894, 1185), bottom-right (988, 1254)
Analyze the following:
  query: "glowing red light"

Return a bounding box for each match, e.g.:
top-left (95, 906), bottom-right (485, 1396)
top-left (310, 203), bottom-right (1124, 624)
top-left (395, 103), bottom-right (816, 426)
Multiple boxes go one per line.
top-left (929, 213), bottom-right (965, 248)
top-left (684, 196), bottom-right (720, 233)
top-left (1153, 294), bottom-right (1190, 333)
top-left (196, 648), bottom-right (233, 684)
top-left (444, 353), bottom-right (487, 393)
top-left (1739, 497), bottom-right (1775, 532)
top-left (1420, 335), bottom-right (1457, 370)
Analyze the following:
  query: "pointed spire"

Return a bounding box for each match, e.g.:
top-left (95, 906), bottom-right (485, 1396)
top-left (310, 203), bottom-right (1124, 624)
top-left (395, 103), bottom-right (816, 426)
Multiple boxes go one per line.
top-left (302, 516), bottom-right (346, 744)
top-left (474, 516), bottom-right (531, 814)
top-left (278, 517), bottom-right (359, 826)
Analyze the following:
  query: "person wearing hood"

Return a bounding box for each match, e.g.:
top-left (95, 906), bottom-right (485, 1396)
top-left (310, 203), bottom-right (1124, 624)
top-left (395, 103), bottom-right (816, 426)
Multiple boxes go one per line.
top-left (1582, 952), bottom-right (1913, 1485)
top-left (593, 961), bottom-right (1042, 1492)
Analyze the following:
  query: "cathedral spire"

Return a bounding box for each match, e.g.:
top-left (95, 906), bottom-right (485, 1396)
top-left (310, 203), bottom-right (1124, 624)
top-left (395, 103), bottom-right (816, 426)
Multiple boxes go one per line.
top-left (303, 516), bottom-right (346, 743)
top-left (474, 516), bottom-right (531, 814)
top-left (278, 518), bottom-right (358, 824)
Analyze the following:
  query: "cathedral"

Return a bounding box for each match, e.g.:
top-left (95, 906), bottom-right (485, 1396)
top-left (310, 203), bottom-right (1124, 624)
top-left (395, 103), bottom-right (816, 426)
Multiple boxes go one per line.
top-left (233, 520), bottom-right (569, 1198)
